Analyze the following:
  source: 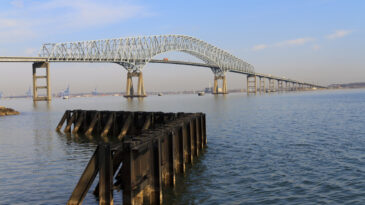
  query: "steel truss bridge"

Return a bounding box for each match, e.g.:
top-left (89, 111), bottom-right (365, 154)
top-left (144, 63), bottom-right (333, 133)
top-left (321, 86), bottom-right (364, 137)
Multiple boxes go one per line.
top-left (0, 35), bottom-right (325, 101)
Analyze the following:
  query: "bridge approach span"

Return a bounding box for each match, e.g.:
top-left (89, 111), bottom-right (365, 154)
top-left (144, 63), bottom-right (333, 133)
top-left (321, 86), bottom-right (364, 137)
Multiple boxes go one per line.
top-left (0, 34), bottom-right (325, 101)
top-left (0, 56), bottom-right (321, 88)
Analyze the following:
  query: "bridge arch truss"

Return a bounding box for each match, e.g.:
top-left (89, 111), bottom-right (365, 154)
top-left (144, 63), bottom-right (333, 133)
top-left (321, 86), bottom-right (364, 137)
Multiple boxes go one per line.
top-left (39, 35), bottom-right (255, 75)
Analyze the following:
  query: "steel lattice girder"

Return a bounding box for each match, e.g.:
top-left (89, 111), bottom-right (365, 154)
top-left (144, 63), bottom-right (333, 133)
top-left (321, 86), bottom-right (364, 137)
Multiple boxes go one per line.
top-left (39, 35), bottom-right (255, 74)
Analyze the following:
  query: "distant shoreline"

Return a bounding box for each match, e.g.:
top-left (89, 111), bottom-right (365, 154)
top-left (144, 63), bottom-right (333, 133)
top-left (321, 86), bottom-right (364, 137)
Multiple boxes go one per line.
top-left (328, 82), bottom-right (365, 89)
top-left (1, 87), bottom-right (365, 100)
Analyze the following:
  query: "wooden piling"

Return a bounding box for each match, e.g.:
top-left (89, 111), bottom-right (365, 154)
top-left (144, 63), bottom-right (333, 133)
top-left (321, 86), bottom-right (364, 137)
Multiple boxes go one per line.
top-left (118, 114), bottom-right (132, 140)
top-left (101, 113), bottom-right (115, 137)
top-left (59, 110), bottom-right (206, 205)
top-left (68, 147), bottom-right (99, 205)
top-left (64, 112), bottom-right (76, 133)
top-left (72, 111), bottom-right (85, 134)
top-left (85, 111), bottom-right (100, 135)
top-left (98, 144), bottom-right (113, 205)
top-left (56, 111), bottom-right (69, 131)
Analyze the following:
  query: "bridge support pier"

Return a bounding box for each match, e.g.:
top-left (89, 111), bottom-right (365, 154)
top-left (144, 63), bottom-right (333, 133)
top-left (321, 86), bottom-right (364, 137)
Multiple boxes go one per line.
top-left (124, 71), bottom-right (146, 98)
top-left (213, 74), bottom-right (227, 94)
top-left (32, 62), bottom-right (51, 101)
top-left (247, 74), bottom-right (257, 94)
top-left (269, 79), bottom-right (275, 92)
top-left (259, 77), bottom-right (265, 93)
top-left (278, 80), bottom-right (283, 92)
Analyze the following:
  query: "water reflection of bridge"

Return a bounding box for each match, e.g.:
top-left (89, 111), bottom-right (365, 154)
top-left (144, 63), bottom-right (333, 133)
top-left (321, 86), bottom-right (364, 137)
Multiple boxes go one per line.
top-left (0, 35), bottom-right (326, 101)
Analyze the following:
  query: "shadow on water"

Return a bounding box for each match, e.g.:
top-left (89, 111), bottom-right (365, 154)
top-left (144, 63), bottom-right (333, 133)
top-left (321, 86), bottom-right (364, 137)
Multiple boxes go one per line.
top-left (33, 101), bottom-right (52, 111)
top-left (125, 97), bottom-right (145, 111)
top-left (55, 131), bottom-right (123, 145)
top-left (163, 148), bottom-right (209, 205)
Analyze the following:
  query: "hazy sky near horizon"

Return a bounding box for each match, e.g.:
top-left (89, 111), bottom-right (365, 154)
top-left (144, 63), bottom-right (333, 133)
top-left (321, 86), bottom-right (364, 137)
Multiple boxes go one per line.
top-left (0, 0), bottom-right (364, 95)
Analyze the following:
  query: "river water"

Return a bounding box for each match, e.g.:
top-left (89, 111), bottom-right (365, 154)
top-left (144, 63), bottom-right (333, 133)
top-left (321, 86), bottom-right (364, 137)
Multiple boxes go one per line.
top-left (1, 89), bottom-right (365, 204)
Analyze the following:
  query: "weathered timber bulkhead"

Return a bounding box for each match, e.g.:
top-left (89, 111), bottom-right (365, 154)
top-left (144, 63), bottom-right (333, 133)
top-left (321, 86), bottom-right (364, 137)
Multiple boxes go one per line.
top-left (57, 110), bottom-right (206, 205)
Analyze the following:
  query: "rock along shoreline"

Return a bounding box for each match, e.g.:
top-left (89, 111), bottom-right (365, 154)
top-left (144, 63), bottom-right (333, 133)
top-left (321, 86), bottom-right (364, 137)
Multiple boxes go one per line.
top-left (0, 106), bottom-right (20, 116)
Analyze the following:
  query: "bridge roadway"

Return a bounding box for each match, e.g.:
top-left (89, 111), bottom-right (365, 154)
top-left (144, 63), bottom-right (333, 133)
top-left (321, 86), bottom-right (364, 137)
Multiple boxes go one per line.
top-left (0, 56), bottom-right (325, 101)
top-left (0, 56), bottom-right (323, 86)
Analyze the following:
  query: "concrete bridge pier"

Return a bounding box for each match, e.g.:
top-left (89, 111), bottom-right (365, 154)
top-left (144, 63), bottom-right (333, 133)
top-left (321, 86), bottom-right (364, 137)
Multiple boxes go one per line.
top-left (269, 79), bottom-right (275, 92)
top-left (286, 81), bottom-right (290, 91)
top-left (259, 77), bottom-right (265, 93)
top-left (32, 62), bottom-right (51, 101)
top-left (247, 74), bottom-right (257, 94)
top-left (278, 80), bottom-right (283, 92)
top-left (124, 71), bottom-right (146, 98)
top-left (213, 73), bottom-right (227, 94)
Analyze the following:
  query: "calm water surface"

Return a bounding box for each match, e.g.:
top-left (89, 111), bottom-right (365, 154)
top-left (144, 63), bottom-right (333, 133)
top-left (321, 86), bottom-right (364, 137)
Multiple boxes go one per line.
top-left (1, 89), bottom-right (365, 204)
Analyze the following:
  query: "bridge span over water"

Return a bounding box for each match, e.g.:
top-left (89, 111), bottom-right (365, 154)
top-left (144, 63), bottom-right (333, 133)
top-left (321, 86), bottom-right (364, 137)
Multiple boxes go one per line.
top-left (0, 35), bottom-right (325, 101)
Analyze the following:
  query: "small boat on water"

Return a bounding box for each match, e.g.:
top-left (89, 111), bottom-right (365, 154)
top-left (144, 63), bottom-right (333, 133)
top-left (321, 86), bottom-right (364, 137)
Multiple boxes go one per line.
top-left (158, 93), bottom-right (163, 96)
top-left (198, 91), bottom-right (205, 96)
top-left (62, 95), bottom-right (69, 99)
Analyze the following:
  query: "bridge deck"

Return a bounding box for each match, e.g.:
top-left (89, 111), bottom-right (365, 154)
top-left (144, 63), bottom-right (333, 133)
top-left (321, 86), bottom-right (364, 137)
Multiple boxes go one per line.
top-left (0, 57), bottom-right (48, 62)
top-left (0, 56), bottom-right (325, 88)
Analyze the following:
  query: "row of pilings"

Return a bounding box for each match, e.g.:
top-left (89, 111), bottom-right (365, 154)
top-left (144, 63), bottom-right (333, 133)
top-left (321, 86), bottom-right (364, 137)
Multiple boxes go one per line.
top-left (56, 110), bottom-right (206, 205)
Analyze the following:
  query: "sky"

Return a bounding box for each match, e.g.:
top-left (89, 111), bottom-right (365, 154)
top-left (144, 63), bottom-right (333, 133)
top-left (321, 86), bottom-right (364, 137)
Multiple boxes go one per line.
top-left (0, 0), bottom-right (364, 95)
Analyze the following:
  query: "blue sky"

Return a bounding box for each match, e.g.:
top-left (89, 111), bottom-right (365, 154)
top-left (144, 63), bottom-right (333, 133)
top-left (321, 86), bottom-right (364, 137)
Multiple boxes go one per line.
top-left (0, 0), bottom-right (364, 95)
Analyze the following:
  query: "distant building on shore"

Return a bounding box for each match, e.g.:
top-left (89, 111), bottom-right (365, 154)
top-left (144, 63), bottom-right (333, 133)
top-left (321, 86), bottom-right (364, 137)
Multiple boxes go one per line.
top-left (204, 82), bottom-right (213, 93)
top-left (204, 87), bottom-right (213, 93)
top-left (58, 86), bottom-right (70, 98)
top-left (92, 88), bottom-right (98, 96)
top-left (328, 82), bottom-right (365, 89)
top-left (63, 86), bottom-right (70, 98)
top-left (26, 87), bottom-right (32, 98)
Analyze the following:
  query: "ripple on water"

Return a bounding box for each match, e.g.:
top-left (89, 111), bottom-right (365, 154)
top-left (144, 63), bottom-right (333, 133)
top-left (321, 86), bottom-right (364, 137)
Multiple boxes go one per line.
top-left (1, 90), bottom-right (365, 204)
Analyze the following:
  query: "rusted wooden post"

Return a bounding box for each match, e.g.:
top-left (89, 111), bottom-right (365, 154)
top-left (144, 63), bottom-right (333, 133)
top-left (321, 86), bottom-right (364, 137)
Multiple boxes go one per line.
top-left (72, 111), bottom-right (85, 134)
top-left (193, 117), bottom-right (200, 156)
top-left (173, 124), bottom-right (184, 174)
top-left (168, 130), bottom-right (176, 186)
top-left (101, 113), bottom-right (115, 138)
top-left (98, 144), bottom-right (113, 205)
top-left (181, 122), bottom-right (189, 168)
top-left (151, 138), bottom-right (162, 204)
top-left (195, 116), bottom-right (202, 151)
top-left (118, 114), bottom-right (132, 140)
top-left (93, 150), bottom-right (124, 196)
top-left (142, 114), bottom-right (152, 130)
top-left (186, 123), bottom-right (193, 163)
top-left (189, 121), bottom-right (197, 158)
top-left (64, 111), bottom-right (76, 133)
top-left (178, 124), bottom-right (186, 173)
top-left (68, 147), bottom-right (99, 205)
top-left (85, 112), bottom-right (100, 135)
top-left (202, 114), bottom-right (207, 145)
top-left (122, 142), bottom-right (135, 205)
top-left (56, 110), bottom-right (69, 131)
top-left (160, 130), bottom-right (174, 187)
